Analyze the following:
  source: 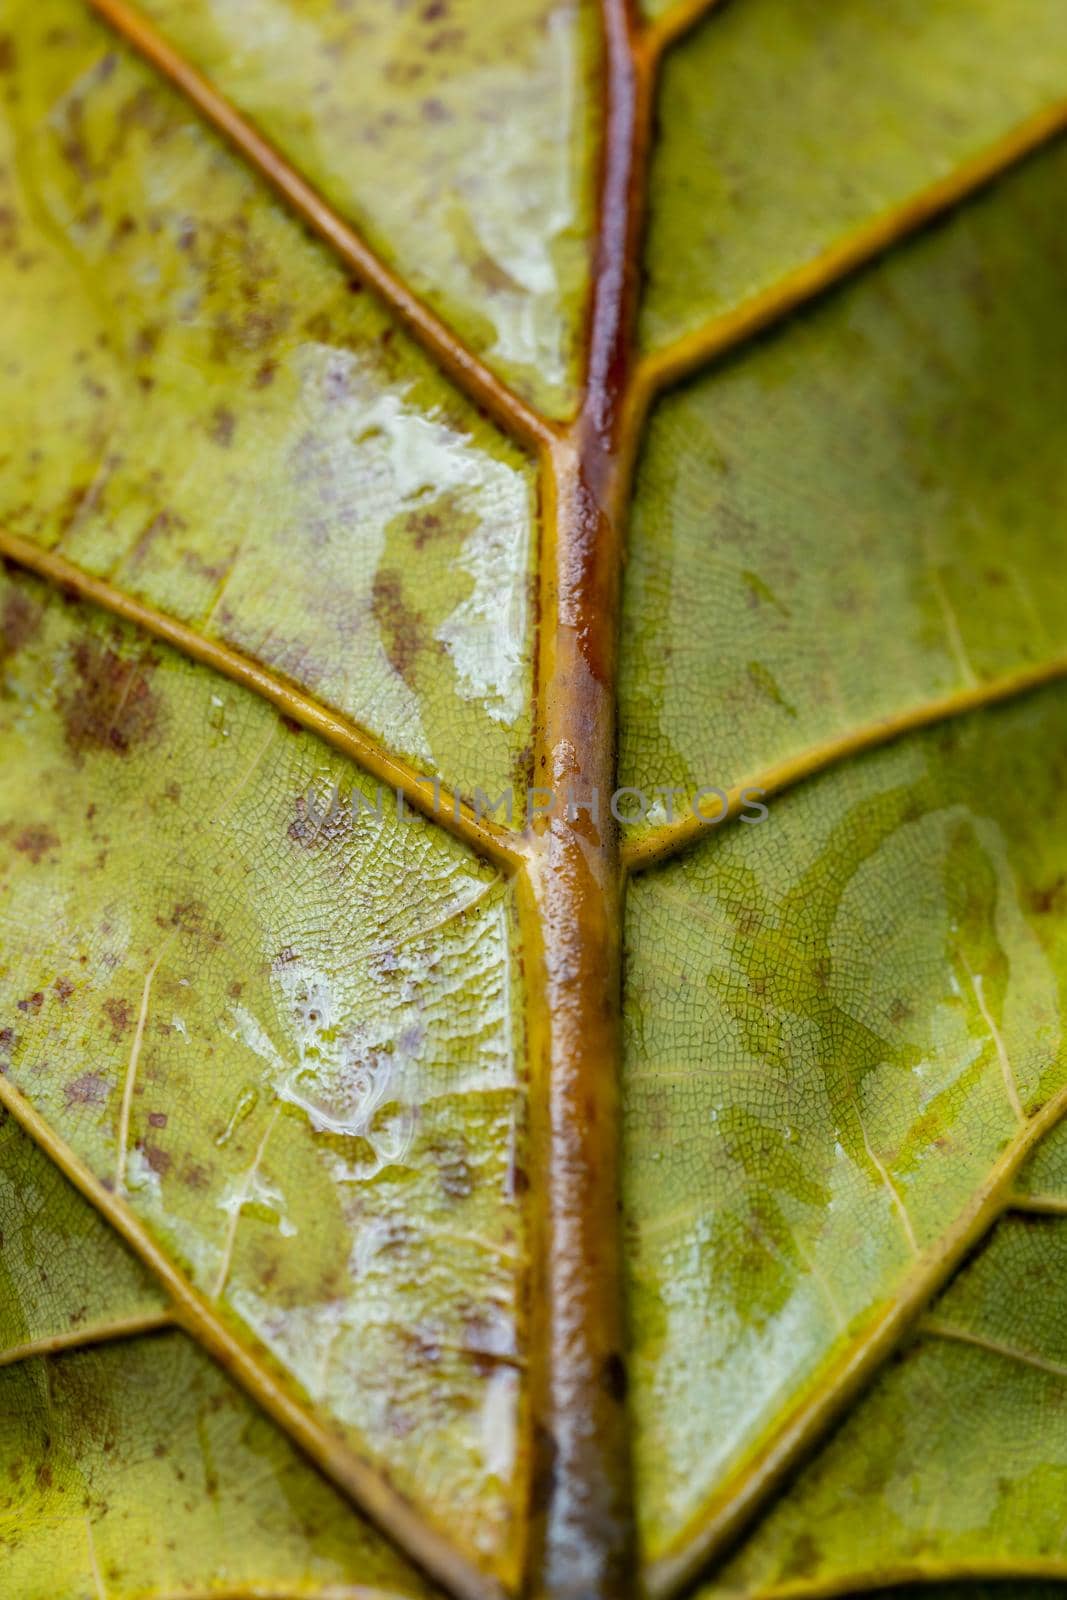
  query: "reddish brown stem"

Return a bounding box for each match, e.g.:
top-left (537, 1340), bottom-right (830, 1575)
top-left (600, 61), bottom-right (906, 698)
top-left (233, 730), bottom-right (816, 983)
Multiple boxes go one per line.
top-left (524, 5), bottom-right (652, 1596)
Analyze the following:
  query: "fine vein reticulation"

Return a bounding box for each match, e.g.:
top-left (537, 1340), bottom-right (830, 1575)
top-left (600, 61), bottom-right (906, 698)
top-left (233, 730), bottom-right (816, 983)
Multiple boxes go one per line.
top-left (2, 1), bottom-right (1067, 1598)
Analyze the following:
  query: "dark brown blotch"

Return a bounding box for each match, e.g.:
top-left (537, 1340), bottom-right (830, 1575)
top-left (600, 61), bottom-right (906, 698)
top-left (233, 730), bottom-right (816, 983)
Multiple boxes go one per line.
top-left (60, 639), bottom-right (161, 756)
top-left (0, 585), bottom-right (42, 662)
top-left (371, 568), bottom-right (425, 688)
top-left (102, 998), bottom-right (132, 1039)
top-left (13, 824), bottom-right (59, 865)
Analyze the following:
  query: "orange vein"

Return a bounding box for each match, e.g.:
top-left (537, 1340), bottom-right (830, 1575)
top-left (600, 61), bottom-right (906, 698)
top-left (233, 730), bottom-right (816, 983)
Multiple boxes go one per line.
top-left (1008, 1191), bottom-right (1067, 1216)
top-left (0, 1307), bottom-right (174, 1370)
top-left (641, 0), bottom-right (731, 64)
top-left (85, 0), bottom-right (559, 456)
top-left (632, 97), bottom-right (1067, 416)
top-left (0, 1072), bottom-right (506, 1600)
top-left (0, 530), bottom-right (525, 873)
top-left (623, 647), bottom-right (1067, 873)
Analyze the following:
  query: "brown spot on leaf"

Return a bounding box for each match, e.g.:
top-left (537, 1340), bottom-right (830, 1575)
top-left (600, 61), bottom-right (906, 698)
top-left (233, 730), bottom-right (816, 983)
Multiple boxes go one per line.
top-left (287, 789), bottom-right (352, 849)
top-left (410, 510), bottom-right (443, 550)
top-left (1029, 876), bottom-right (1067, 916)
top-left (0, 585), bottom-right (42, 661)
top-left (164, 900), bottom-right (224, 949)
top-left (65, 1072), bottom-right (109, 1107)
top-left (429, 1137), bottom-right (473, 1201)
top-left (102, 998), bottom-right (132, 1039)
top-left (13, 825), bottom-right (59, 864)
top-left (208, 406), bottom-right (236, 447)
top-left (60, 640), bottom-right (161, 756)
top-left (372, 569), bottom-right (425, 687)
top-left (143, 1144), bottom-right (171, 1176)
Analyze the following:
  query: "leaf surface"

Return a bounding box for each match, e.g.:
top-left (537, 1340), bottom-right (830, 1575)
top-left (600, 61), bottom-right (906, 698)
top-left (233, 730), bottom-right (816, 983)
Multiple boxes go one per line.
top-left (0, 1110), bottom-right (436, 1599)
top-left (642, 0), bottom-right (1067, 352)
top-left (622, 135), bottom-right (1067, 839)
top-left (0, 563), bottom-right (528, 1589)
top-left (1, 0), bottom-right (538, 803)
top-left (707, 1209), bottom-right (1067, 1597)
top-left (127, 0), bottom-right (600, 417)
top-left (623, 686), bottom-right (1067, 1574)
top-left (2, 0), bottom-right (1067, 1598)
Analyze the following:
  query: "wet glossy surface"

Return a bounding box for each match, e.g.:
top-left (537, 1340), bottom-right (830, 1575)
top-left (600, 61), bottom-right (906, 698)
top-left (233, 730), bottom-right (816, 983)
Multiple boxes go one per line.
top-left (623, 686), bottom-right (1067, 1560)
top-left (0, 1113), bottom-right (434, 1599)
top-left (642, 0), bottom-right (1067, 353)
top-left (0, 567), bottom-right (528, 1583)
top-left (0, 0), bottom-right (536, 806)
top-left (622, 138), bottom-right (1067, 833)
top-left (4, 0), bottom-right (1067, 1592)
top-left (133, 0), bottom-right (600, 418)
top-left (710, 1214), bottom-right (1067, 1596)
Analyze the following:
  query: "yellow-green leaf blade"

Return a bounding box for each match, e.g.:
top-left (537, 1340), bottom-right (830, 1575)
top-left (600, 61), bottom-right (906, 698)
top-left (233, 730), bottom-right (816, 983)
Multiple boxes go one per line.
top-left (1, 0), bottom-right (537, 805)
top-left (127, 0), bottom-right (600, 418)
top-left (0, 1110), bottom-right (436, 1599)
top-left (0, 1335), bottom-right (435, 1599)
top-left (708, 1215), bottom-right (1067, 1597)
top-left (0, 1106), bottom-right (166, 1359)
top-left (0, 564), bottom-right (529, 1587)
top-left (622, 137), bottom-right (1067, 836)
top-left (623, 684), bottom-right (1067, 1571)
top-left (642, 0), bottom-right (1067, 354)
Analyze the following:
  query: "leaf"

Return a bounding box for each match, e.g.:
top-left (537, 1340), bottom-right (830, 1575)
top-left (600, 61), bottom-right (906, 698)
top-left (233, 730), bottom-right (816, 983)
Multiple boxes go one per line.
top-left (0, 561), bottom-right (526, 1590)
top-left (624, 686), bottom-right (1067, 1582)
top-left (0, 1108), bottom-right (436, 1599)
top-left (1, 0), bottom-right (1067, 1598)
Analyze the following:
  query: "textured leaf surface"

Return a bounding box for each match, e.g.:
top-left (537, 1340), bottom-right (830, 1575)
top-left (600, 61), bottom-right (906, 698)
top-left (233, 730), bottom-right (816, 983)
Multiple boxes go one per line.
top-left (0, 1110), bottom-right (435, 1600)
top-left (1, 0), bottom-right (537, 802)
top-left (642, 0), bottom-right (1067, 351)
top-left (3, 0), bottom-right (1067, 1597)
top-left (623, 687), bottom-right (1067, 1565)
top-left (131, 0), bottom-right (600, 417)
top-left (622, 138), bottom-right (1067, 834)
top-left (0, 564), bottom-right (528, 1582)
top-left (707, 1212), bottom-right (1067, 1597)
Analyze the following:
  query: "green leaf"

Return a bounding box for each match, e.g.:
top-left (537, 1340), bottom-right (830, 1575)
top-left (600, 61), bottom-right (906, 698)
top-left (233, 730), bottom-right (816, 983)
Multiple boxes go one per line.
top-left (624, 686), bottom-right (1067, 1579)
top-left (3, 0), bottom-right (1067, 1597)
top-left (641, 0), bottom-right (1067, 352)
top-left (0, 563), bottom-right (526, 1589)
top-left (0, 1109), bottom-right (435, 1599)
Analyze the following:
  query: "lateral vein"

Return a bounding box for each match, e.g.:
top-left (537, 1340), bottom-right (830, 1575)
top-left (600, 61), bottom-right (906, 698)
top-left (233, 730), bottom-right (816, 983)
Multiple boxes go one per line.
top-left (0, 1308), bottom-right (174, 1371)
top-left (86, 0), bottom-right (559, 456)
top-left (919, 1317), bottom-right (1067, 1382)
top-left (0, 528), bottom-right (525, 873)
top-left (0, 1072), bottom-right (508, 1600)
top-left (633, 98), bottom-right (1067, 410)
top-left (623, 647), bottom-right (1067, 874)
